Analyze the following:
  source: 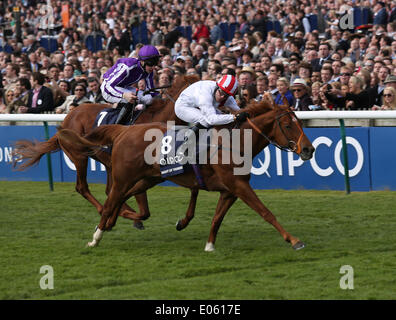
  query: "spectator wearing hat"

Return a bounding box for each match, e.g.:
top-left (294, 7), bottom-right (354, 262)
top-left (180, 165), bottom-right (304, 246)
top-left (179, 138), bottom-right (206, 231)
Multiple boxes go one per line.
top-left (229, 45), bottom-right (244, 66)
top-left (174, 55), bottom-right (187, 74)
top-left (237, 66), bottom-right (256, 88)
top-left (291, 78), bottom-right (313, 111)
top-left (384, 75), bottom-right (396, 90)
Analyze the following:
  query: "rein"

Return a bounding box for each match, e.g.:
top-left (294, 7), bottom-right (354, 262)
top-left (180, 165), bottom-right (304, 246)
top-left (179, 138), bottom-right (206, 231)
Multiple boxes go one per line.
top-left (246, 110), bottom-right (305, 153)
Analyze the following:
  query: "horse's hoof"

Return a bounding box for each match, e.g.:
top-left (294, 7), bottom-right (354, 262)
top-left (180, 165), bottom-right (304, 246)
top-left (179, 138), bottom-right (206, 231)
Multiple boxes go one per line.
top-left (176, 220), bottom-right (183, 231)
top-left (292, 241), bottom-right (305, 250)
top-left (87, 241), bottom-right (97, 248)
top-left (133, 221), bottom-right (145, 230)
top-left (204, 242), bottom-right (215, 252)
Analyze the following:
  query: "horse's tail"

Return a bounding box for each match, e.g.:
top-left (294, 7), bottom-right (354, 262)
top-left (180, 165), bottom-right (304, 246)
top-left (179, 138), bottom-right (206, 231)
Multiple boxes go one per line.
top-left (57, 125), bottom-right (127, 155)
top-left (13, 129), bottom-right (61, 171)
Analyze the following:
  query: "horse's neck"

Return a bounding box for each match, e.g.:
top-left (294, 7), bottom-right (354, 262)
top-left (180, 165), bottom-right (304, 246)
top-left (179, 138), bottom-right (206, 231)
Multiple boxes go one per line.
top-left (242, 111), bottom-right (275, 158)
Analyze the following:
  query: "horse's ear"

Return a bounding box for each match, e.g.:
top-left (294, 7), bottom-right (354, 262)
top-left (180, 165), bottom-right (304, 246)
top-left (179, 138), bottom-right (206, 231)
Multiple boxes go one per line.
top-left (282, 95), bottom-right (289, 108)
top-left (263, 92), bottom-right (276, 109)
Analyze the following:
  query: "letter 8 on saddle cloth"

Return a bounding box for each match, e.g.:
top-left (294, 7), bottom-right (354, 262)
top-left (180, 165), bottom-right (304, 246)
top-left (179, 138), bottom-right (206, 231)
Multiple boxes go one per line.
top-left (174, 80), bottom-right (240, 127)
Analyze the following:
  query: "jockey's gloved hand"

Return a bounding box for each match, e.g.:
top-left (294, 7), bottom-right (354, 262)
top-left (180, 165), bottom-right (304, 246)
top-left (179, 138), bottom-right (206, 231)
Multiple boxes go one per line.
top-left (235, 111), bottom-right (250, 123)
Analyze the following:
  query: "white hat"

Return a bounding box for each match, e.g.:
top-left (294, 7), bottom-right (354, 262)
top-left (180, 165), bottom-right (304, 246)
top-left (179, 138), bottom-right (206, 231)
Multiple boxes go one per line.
top-left (176, 55), bottom-right (186, 61)
top-left (291, 78), bottom-right (308, 88)
top-left (229, 45), bottom-right (242, 52)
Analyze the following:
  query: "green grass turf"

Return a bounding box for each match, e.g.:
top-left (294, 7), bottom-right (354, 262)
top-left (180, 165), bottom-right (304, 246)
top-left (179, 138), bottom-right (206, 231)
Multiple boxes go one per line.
top-left (0, 181), bottom-right (395, 300)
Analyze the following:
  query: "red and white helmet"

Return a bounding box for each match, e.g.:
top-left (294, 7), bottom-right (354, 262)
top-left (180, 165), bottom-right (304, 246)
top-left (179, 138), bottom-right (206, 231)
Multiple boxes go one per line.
top-left (216, 75), bottom-right (238, 96)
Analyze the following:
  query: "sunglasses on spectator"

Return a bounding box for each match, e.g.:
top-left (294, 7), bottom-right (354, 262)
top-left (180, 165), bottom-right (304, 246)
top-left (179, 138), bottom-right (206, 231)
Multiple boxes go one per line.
top-left (340, 73), bottom-right (351, 76)
top-left (75, 88), bottom-right (84, 91)
top-left (384, 94), bottom-right (393, 98)
top-left (292, 89), bottom-right (303, 92)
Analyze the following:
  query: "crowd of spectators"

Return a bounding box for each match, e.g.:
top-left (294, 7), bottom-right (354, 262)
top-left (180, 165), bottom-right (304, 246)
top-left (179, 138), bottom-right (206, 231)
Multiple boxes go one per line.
top-left (0, 0), bottom-right (396, 115)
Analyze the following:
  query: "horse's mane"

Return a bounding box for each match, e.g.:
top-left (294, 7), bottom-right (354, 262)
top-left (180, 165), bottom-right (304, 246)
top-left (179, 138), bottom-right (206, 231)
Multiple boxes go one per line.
top-left (167, 74), bottom-right (200, 97)
top-left (146, 74), bottom-right (200, 113)
top-left (241, 98), bottom-right (276, 118)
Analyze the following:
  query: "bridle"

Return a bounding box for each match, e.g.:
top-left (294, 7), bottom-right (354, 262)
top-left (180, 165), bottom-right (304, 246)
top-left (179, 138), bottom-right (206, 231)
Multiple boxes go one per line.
top-left (246, 109), bottom-right (305, 153)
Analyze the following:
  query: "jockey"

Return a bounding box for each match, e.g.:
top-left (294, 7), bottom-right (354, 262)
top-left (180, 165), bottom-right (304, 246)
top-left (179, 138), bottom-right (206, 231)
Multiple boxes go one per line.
top-left (174, 75), bottom-right (249, 135)
top-left (101, 45), bottom-right (161, 124)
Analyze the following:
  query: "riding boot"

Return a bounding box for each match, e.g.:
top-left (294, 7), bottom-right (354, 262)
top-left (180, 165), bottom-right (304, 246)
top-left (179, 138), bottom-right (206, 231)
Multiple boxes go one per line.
top-left (178, 123), bottom-right (206, 155)
top-left (115, 103), bottom-right (133, 125)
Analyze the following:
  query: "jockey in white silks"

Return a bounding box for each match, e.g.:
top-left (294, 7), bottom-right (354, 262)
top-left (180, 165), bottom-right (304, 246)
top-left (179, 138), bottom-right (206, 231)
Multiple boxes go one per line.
top-left (175, 75), bottom-right (249, 133)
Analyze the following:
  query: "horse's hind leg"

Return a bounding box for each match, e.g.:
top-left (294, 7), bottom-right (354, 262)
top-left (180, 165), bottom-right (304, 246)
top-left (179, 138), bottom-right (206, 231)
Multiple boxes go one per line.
top-left (205, 191), bottom-right (237, 252)
top-left (105, 165), bottom-right (145, 229)
top-left (176, 188), bottom-right (199, 231)
top-left (60, 141), bottom-right (103, 213)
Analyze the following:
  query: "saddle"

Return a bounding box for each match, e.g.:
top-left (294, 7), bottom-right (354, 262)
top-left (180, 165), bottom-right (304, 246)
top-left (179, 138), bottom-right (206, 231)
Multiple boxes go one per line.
top-left (93, 103), bottom-right (144, 128)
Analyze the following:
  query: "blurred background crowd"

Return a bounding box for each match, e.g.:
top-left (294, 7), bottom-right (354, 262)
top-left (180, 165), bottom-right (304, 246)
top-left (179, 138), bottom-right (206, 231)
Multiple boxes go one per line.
top-left (0, 0), bottom-right (396, 115)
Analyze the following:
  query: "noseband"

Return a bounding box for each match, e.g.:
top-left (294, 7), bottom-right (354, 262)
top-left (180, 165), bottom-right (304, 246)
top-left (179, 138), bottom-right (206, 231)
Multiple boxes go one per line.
top-left (247, 110), bottom-right (304, 153)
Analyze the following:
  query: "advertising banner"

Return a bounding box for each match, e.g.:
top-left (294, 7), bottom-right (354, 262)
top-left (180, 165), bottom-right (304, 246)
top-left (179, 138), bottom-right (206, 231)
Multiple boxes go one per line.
top-left (1, 126), bottom-right (395, 191)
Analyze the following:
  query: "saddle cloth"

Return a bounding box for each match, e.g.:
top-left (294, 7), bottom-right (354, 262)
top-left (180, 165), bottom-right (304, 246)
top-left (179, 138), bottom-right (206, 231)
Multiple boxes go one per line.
top-left (93, 105), bottom-right (144, 128)
top-left (159, 126), bottom-right (211, 189)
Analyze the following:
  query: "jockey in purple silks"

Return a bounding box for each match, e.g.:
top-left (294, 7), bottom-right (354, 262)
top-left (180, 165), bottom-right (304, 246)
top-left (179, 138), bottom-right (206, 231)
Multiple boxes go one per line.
top-left (101, 45), bottom-right (161, 124)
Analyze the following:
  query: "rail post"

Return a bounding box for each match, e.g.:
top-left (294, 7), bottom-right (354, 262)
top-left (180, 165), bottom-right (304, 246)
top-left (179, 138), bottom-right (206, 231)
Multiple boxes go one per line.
top-left (339, 119), bottom-right (350, 194)
top-left (43, 121), bottom-right (54, 191)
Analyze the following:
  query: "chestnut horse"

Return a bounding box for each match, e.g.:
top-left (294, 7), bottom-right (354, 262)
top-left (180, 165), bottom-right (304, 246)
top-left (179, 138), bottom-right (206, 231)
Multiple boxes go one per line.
top-left (56, 94), bottom-right (315, 251)
top-left (13, 75), bottom-right (199, 229)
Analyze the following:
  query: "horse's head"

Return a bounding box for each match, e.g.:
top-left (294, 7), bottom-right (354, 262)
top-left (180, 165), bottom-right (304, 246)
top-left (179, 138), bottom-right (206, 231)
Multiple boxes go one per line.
top-left (243, 93), bottom-right (314, 161)
top-left (271, 105), bottom-right (314, 160)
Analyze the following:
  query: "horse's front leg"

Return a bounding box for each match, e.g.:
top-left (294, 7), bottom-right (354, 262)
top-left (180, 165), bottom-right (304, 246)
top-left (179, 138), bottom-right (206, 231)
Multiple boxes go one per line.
top-left (88, 181), bottom-right (136, 247)
top-left (230, 179), bottom-right (304, 250)
top-left (176, 188), bottom-right (199, 231)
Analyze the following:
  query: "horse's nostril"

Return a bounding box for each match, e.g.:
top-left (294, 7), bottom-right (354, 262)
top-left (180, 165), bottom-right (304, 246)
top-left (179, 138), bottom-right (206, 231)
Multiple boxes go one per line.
top-left (302, 146), bottom-right (315, 155)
